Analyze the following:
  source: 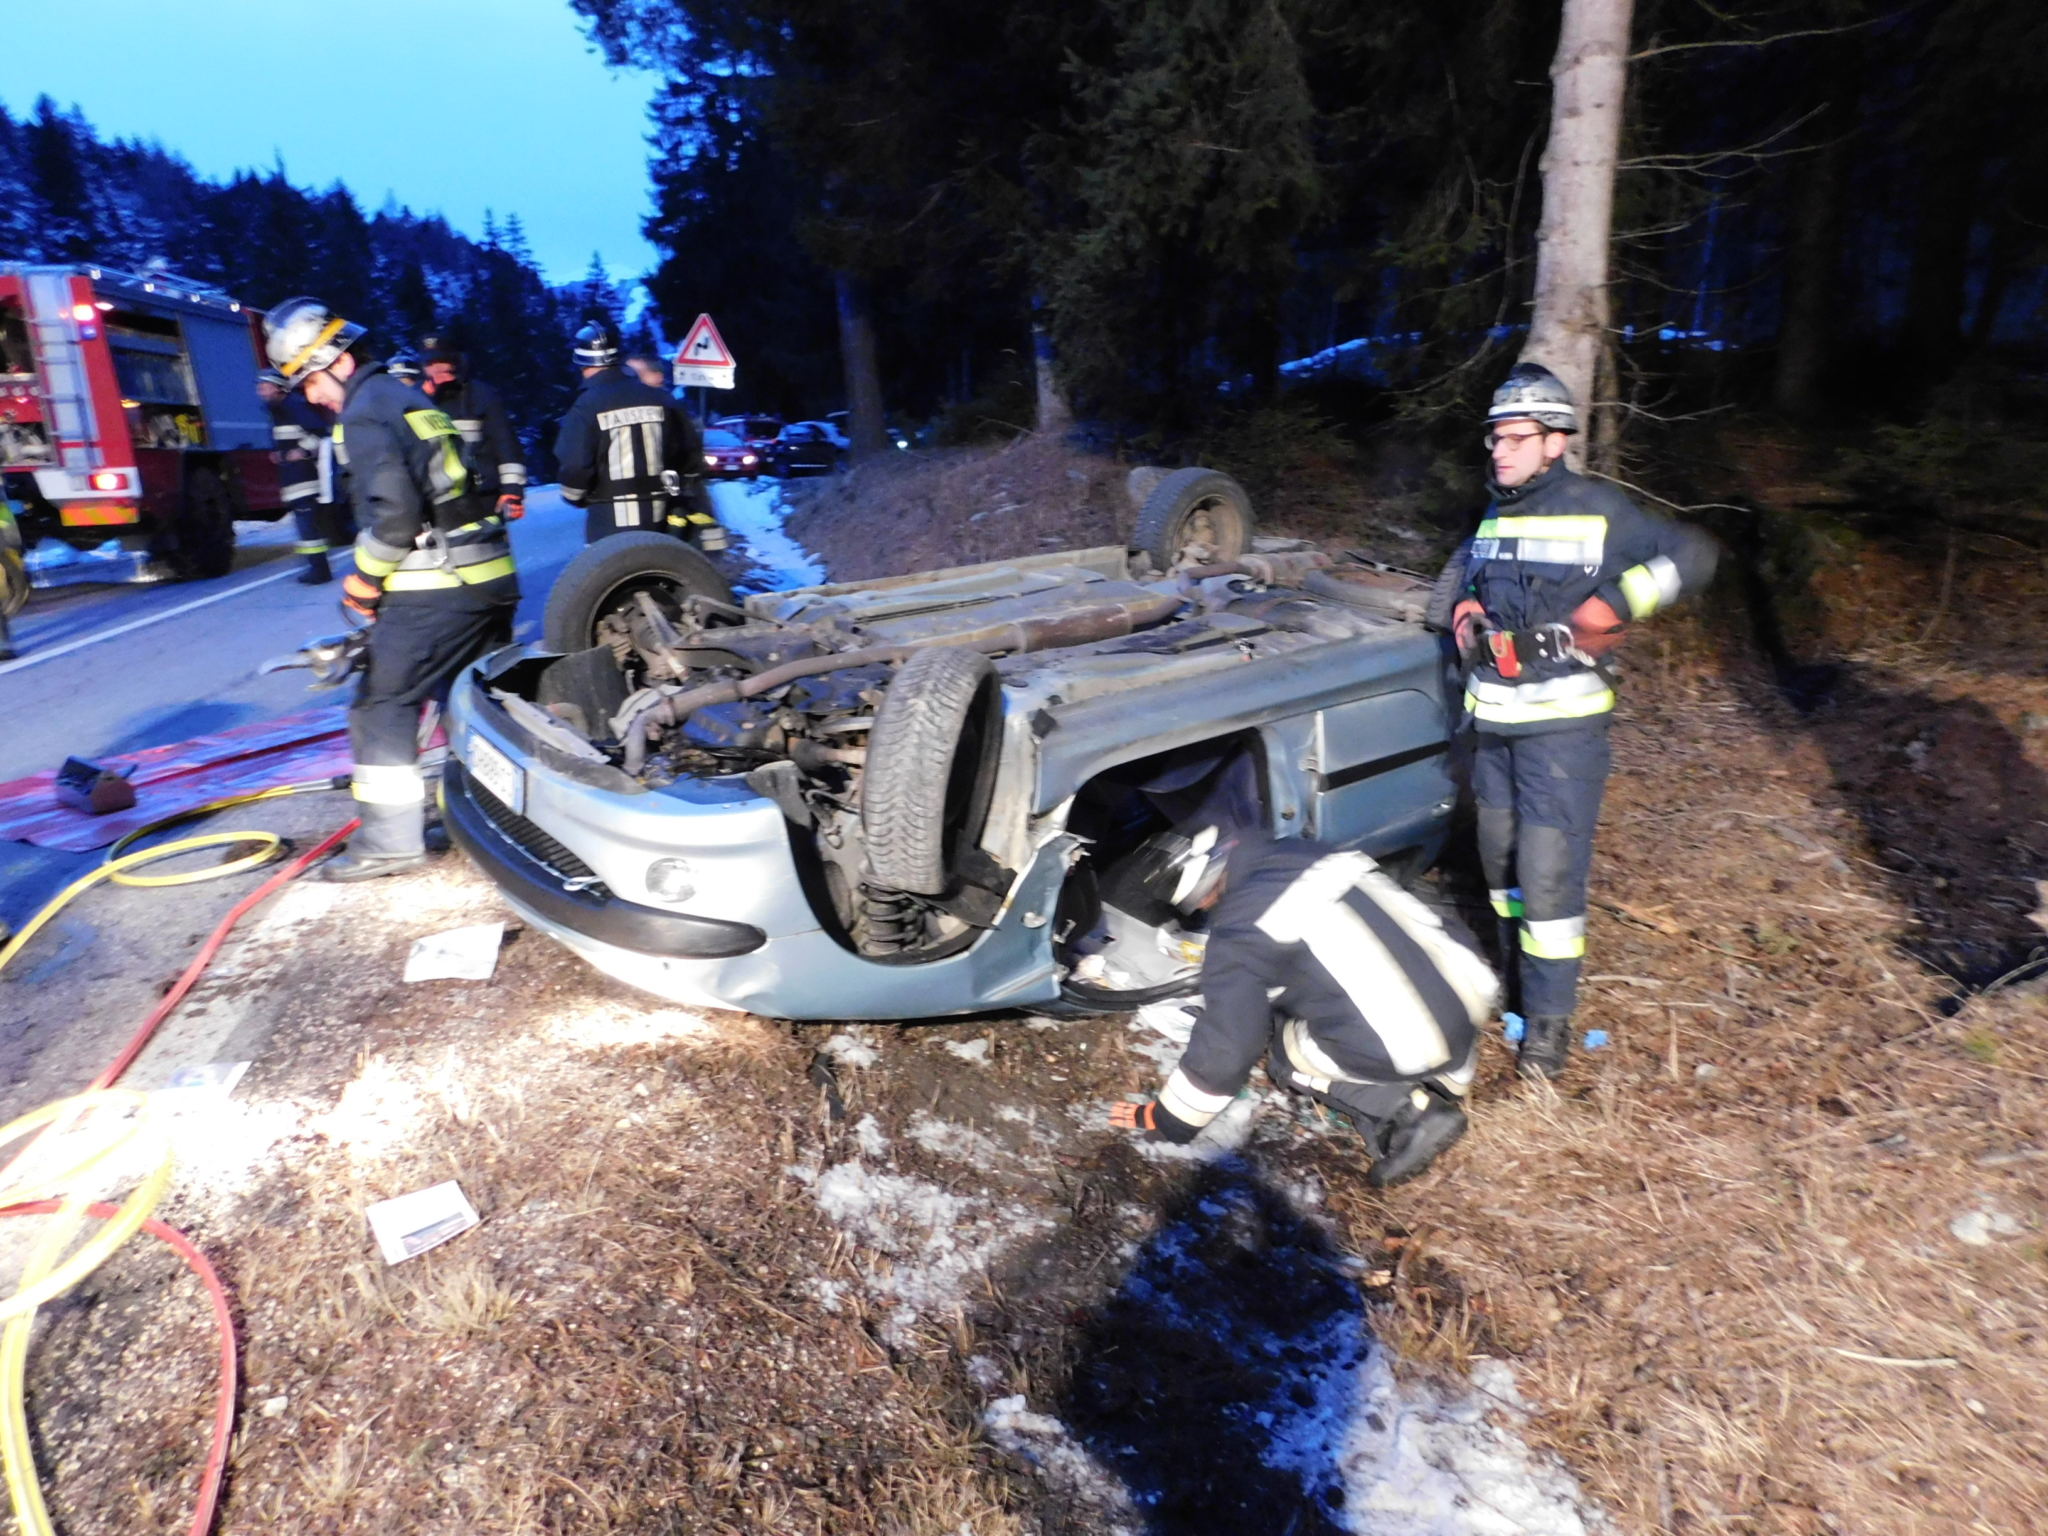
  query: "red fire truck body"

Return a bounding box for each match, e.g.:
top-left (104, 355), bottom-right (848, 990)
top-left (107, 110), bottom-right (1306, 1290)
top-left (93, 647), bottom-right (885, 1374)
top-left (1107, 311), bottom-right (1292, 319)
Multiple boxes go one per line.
top-left (0, 263), bottom-right (289, 578)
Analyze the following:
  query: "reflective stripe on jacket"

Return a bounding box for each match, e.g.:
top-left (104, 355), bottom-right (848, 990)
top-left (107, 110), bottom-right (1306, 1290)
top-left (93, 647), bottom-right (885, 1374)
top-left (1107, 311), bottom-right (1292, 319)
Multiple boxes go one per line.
top-left (1456, 462), bottom-right (1716, 734)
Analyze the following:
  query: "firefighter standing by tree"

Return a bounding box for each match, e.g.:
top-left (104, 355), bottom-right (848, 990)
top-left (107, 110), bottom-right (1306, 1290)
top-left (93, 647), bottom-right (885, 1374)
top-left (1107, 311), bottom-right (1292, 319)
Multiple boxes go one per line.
top-left (1108, 830), bottom-right (1496, 1188)
top-left (555, 320), bottom-right (724, 550)
top-left (420, 335), bottom-right (528, 523)
top-left (258, 367), bottom-right (340, 584)
top-left (264, 296), bottom-right (518, 882)
top-left (1442, 364), bottom-right (1717, 1078)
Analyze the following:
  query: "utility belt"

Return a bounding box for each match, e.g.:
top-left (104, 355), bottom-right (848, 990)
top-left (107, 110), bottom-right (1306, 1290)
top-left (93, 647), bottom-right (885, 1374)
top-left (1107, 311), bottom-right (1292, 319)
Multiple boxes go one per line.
top-left (1473, 620), bottom-right (1599, 679)
top-left (384, 512), bottom-right (516, 591)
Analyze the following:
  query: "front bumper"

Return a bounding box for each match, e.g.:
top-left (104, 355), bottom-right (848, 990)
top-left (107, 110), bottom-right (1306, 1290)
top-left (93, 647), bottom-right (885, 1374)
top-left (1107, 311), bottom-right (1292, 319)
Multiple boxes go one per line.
top-left (445, 651), bottom-right (1068, 1020)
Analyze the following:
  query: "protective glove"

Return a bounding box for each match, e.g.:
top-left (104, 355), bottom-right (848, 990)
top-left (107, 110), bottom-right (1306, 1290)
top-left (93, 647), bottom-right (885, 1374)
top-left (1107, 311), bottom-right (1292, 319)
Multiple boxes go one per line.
top-left (1451, 598), bottom-right (1490, 671)
top-left (495, 492), bottom-right (525, 521)
top-left (1108, 1097), bottom-right (1201, 1145)
top-left (341, 571), bottom-right (383, 621)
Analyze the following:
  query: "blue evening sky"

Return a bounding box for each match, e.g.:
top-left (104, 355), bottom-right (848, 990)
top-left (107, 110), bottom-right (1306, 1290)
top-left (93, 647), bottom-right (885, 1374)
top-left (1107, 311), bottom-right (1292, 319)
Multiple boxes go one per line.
top-left (2, 0), bottom-right (663, 287)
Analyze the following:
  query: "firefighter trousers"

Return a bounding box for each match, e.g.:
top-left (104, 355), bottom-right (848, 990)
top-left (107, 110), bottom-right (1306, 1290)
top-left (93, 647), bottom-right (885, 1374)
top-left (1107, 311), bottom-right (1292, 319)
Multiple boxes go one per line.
top-left (289, 499), bottom-right (354, 557)
top-left (1267, 1018), bottom-right (1476, 1134)
top-left (1471, 723), bottom-right (1611, 1022)
top-left (348, 596), bottom-right (514, 858)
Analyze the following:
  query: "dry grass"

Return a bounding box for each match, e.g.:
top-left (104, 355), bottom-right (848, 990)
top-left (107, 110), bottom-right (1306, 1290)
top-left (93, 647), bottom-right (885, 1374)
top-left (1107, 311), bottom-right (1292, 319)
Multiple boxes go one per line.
top-left (1337, 511), bottom-right (2048, 1534)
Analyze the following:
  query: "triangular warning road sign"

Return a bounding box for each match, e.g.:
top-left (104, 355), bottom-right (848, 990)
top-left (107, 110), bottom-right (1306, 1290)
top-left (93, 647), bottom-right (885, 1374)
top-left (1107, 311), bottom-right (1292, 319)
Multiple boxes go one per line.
top-left (677, 313), bottom-right (735, 369)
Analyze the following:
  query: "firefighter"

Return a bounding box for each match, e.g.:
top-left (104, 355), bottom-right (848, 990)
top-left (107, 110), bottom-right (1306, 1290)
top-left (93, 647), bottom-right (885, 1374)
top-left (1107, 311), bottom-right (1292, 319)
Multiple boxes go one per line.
top-left (420, 335), bottom-right (527, 522)
top-left (1108, 831), bottom-right (1496, 1188)
top-left (386, 348), bottom-right (425, 386)
top-left (1442, 364), bottom-right (1718, 1078)
top-left (264, 296), bottom-right (518, 882)
top-left (555, 321), bottom-right (724, 549)
top-left (259, 367), bottom-right (338, 584)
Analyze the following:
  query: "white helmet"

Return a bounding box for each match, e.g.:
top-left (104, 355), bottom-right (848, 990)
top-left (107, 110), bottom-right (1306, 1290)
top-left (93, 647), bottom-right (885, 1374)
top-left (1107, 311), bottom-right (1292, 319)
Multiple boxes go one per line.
top-left (1487, 362), bottom-right (1577, 434)
top-left (264, 296), bottom-right (365, 391)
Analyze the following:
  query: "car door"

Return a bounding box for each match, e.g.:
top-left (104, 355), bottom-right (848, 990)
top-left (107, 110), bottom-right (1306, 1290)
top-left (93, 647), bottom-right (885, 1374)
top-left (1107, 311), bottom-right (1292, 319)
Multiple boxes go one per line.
top-left (1299, 688), bottom-right (1455, 854)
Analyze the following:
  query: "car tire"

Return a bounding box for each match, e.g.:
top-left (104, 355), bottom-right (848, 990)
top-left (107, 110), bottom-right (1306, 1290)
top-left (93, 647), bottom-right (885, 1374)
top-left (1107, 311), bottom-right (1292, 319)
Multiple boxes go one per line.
top-left (861, 646), bottom-right (1002, 896)
top-left (541, 531), bottom-right (736, 654)
top-left (1131, 467), bottom-right (1256, 572)
top-left (157, 464), bottom-right (237, 580)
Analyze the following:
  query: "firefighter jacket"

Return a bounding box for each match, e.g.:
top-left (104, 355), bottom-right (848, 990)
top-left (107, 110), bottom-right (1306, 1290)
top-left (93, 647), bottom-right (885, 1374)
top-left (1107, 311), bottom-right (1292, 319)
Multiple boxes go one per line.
top-left (429, 374), bottom-right (526, 498)
top-left (554, 368), bottom-right (704, 527)
top-left (267, 391), bottom-right (330, 509)
top-left (1154, 840), bottom-right (1496, 1141)
top-left (334, 364), bottom-right (517, 602)
top-left (1455, 461), bottom-right (1717, 734)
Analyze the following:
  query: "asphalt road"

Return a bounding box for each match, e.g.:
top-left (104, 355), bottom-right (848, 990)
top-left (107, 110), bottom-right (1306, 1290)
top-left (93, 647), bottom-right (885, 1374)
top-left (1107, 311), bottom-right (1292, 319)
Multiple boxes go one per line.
top-left (0, 488), bottom-right (590, 927)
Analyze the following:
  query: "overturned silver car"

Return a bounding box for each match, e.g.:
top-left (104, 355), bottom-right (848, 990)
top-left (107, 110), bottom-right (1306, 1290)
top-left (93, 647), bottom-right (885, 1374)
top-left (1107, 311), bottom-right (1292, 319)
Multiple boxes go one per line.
top-left (443, 481), bottom-right (1458, 1019)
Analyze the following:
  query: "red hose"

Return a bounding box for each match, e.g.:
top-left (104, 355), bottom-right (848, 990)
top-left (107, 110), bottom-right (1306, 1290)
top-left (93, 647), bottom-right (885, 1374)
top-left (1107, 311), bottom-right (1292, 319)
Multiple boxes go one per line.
top-left (0, 1203), bottom-right (238, 1536)
top-left (89, 819), bottom-right (359, 1092)
top-left (10, 813), bottom-right (360, 1534)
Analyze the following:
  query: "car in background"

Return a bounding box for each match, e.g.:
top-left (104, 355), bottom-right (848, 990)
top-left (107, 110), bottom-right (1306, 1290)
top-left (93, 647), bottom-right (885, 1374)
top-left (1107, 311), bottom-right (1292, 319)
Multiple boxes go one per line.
top-left (825, 411), bottom-right (912, 451)
top-left (767, 422), bottom-right (841, 478)
top-left (790, 418), bottom-right (850, 452)
top-left (713, 414), bottom-right (784, 460)
top-left (701, 427), bottom-right (759, 479)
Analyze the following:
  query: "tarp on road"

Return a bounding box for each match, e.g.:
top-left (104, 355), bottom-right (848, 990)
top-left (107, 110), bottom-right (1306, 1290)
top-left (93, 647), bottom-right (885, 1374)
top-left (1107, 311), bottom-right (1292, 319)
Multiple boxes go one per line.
top-left (0, 705), bottom-right (353, 852)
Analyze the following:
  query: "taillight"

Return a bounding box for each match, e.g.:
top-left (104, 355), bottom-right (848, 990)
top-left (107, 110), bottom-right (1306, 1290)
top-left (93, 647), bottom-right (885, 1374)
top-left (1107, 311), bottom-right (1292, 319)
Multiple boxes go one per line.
top-left (71, 303), bottom-right (96, 323)
top-left (90, 470), bottom-right (124, 491)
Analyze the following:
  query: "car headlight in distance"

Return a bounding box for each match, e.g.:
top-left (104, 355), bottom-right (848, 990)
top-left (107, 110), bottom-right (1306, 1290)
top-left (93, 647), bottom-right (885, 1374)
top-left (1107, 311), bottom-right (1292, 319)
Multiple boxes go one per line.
top-left (645, 857), bottom-right (696, 903)
top-left (704, 454), bottom-right (718, 467)
top-left (742, 454), bottom-right (757, 465)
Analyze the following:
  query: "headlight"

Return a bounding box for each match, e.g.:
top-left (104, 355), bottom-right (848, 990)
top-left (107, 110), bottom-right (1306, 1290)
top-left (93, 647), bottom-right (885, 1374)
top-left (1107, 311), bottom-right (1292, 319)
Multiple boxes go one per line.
top-left (645, 857), bottom-right (696, 903)
top-left (742, 454), bottom-right (757, 464)
top-left (704, 454), bottom-right (717, 467)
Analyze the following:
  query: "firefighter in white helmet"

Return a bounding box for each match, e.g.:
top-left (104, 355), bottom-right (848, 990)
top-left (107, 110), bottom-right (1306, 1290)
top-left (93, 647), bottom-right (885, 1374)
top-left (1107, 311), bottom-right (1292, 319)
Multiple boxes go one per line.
top-left (264, 295), bottom-right (519, 881)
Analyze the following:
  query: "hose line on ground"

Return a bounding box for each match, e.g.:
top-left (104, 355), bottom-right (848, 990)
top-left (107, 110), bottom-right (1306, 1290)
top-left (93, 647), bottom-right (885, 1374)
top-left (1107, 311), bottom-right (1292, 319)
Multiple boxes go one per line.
top-left (0, 783), bottom-right (358, 1535)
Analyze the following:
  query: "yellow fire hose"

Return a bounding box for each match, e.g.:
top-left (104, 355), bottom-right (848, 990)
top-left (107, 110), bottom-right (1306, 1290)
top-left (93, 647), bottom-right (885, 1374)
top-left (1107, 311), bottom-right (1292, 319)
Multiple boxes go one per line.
top-left (0, 780), bottom-right (353, 1534)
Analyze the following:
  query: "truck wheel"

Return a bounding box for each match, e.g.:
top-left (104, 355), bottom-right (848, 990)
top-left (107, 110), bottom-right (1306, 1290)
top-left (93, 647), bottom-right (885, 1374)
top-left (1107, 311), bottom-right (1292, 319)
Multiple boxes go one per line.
top-left (861, 646), bottom-right (1002, 895)
top-left (1131, 467), bottom-right (1255, 572)
top-left (158, 465), bottom-right (236, 580)
top-left (542, 531), bottom-right (736, 654)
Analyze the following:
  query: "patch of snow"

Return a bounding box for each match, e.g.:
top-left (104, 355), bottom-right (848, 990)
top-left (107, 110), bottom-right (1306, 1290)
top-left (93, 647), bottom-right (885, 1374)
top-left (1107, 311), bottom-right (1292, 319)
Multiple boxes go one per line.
top-left (982, 1396), bottom-right (1141, 1533)
top-left (943, 1037), bottom-right (992, 1064)
top-left (807, 1277), bottom-right (846, 1313)
top-left (1021, 1016), bottom-right (1063, 1032)
top-left (707, 480), bottom-right (827, 592)
top-left (819, 1030), bottom-right (879, 1069)
top-left (811, 1162), bottom-right (1051, 1343)
top-left (907, 1110), bottom-right (1002, 1166)
top-left (965, 1354), bottom-right (1005, 1392)
top-left (1950, 1202), bottom-right (2023, 1246)
top-left (852, 1113), bottom-right (889, 1159)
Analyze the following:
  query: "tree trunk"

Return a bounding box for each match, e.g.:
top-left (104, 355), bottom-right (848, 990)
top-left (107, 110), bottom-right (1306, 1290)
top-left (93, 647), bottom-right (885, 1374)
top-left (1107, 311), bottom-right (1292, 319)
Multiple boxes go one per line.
top-left (1523, 0), bottom-right (1635, 471)
top-left (835, 270), bottom-right (888, 459)
top-left (1773, 89), bottom-right (1855, 418)
top-left (1900, 139), bottom-right (1983, 384)
top-left (1031, 317), bottom-right (1072, 436)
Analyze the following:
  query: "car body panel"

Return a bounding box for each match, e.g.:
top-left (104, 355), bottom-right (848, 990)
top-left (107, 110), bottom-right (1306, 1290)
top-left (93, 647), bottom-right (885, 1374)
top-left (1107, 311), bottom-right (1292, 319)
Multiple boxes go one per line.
top-left (445, 543), bottom-right (1456, 1019)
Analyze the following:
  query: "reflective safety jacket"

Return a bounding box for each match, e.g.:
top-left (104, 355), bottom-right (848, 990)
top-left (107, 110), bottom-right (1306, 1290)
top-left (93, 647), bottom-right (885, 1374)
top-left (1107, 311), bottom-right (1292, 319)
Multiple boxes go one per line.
top-left (334, 364), bottom-right (517, 602)
top-left (1155, 840), bottom-right (1496, 1140)
top-left (429, 374), bottom-right (526, 498)
top-left (1455, 461), bottom-right (1716, 734)
top-left (555, 368), bottom-right (708, 532)
top-left (267, 391), bottom-right (330, 510)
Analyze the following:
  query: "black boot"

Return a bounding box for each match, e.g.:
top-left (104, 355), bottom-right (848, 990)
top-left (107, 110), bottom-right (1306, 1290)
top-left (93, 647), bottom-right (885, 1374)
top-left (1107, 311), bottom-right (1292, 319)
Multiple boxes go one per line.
top-left (297, 551), bottom-right (333, 585)
top-left (1368, 1091), bottom-right (1468, 1189)
top-left (1517, 1015), bottom-right (1573, 1080)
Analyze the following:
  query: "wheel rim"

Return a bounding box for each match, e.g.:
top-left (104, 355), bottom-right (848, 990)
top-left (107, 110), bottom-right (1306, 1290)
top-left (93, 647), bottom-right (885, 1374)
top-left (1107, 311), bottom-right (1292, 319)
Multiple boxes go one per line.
top-left (1171, 495), bottom-right (1240, 563)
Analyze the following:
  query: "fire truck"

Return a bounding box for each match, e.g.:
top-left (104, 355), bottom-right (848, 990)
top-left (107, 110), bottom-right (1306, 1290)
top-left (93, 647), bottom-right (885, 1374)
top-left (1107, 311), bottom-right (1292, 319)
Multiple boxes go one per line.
top-left (0, 262), bottom-right (290, 581)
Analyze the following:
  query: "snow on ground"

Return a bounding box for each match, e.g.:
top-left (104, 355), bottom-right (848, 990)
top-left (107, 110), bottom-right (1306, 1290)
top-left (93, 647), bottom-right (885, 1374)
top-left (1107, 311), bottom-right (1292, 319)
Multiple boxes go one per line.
top-left (998, 1162), bottom-right (1597, 1535)
top-left (707, 478), bottom-right (828, 592)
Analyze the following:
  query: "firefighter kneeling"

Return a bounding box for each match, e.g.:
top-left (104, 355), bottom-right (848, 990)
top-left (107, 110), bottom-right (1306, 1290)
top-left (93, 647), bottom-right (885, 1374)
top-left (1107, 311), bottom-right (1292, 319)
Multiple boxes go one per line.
top-left (264, 296), bottom-right (519, 882)
top-left (1110, 832), bottom-right (1496, 1189)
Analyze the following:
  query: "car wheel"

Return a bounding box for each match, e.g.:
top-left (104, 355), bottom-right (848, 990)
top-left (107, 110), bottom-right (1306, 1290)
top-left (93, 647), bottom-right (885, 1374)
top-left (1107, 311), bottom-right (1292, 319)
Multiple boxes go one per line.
top-left (1131, 466), bottom-right (1255, 572)
top-left (156, 464), bottom-right (237, 580)
top-left (861, 646), bottom-right (1002, 896)
top-left (541, 531), bottom-right (736, 654)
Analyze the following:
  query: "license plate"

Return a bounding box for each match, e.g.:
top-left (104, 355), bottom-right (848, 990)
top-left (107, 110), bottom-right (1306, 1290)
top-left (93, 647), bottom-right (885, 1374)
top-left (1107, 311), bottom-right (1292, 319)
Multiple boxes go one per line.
top-left (466, 732), bottom-right (523, 815)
